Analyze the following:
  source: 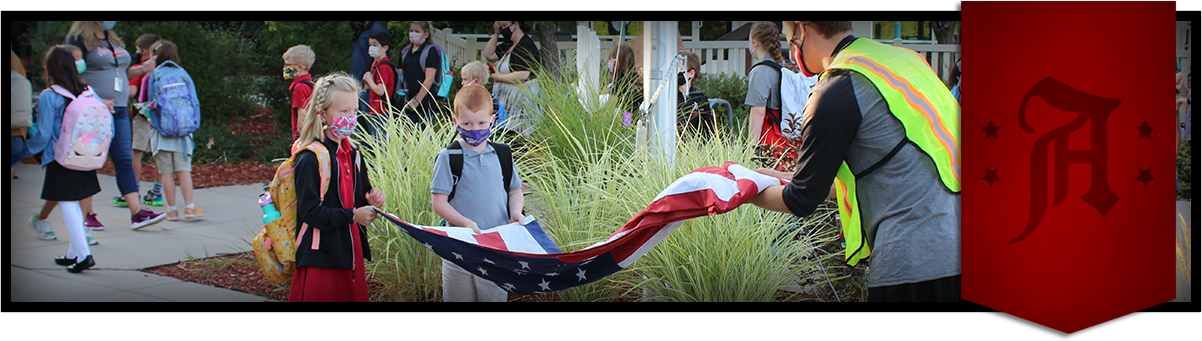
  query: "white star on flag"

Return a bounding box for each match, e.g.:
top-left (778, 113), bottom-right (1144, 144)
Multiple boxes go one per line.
top-left (545, 272), bottom-right (559, 276)
top-left (483, 258), bottom-right (495, 265)
top-left (452, 252), bottom-right (463, 260)
top-left (477, 266), bottom-right (488, 276)
top-left (538, 278), bottom-right (552, 291)
top-left (502, 283), bottom-right (516, 292)
top-left (576, 268), bottom-right (587, 282)
top-left (513, 269), bottom-right (528, 276)
top-left (423, 243), bottom-right (433, 250)
top-left (519, 261), bottom-right (529, 269)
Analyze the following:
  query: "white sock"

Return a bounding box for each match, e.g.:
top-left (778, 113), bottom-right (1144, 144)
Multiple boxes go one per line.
top-left (58, 201), bottom-right (90, 260)
top-left (186, 203), bottom-right (195, 209)
top-left (167, 205), bottom-right (177, 212)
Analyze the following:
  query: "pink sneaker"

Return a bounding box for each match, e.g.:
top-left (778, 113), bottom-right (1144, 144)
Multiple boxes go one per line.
top-left (84, 213), bottom-right (105, 231)
top-left (131, 209), bottom-right (167, 230)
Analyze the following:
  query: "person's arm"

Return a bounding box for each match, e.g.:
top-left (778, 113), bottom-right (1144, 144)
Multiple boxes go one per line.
top-left (25, 92), bottom-right (61, 157)
top-left (363, 67), bottom-right (385, 96)
top-left (750, 72), bottom-right (862, 217)
top-left (749, 106), bottom-right (766, 143)
top-left (507, 188), bottom-right (525, 224)
top-left (431, 194), bottom-right (481, 234)
top-left (744, 66), bottom-right (770, 144)
top-left (484, 21), bottom-right (502, 61)
top-left (493, 70), bottom-right (531, 84)
top-left (127, 60), bottom-right (154, 79)
top-left (507, 161), bottom-right (525, 224)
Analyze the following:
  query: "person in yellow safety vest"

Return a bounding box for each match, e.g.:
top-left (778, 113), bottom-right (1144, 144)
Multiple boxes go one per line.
top-left (749, 21), bottom-right (961, 302)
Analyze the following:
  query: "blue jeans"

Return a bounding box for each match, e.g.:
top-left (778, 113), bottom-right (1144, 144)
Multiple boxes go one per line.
top-left (109, 107), bottom-right (139, 196)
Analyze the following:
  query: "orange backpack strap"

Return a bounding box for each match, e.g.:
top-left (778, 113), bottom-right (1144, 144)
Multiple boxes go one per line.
top-left (294, 141), bottom-right (332, 251)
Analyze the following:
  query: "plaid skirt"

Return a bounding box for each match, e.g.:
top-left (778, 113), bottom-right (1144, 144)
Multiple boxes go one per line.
top-left (492, 79), bottom-right (542, 136)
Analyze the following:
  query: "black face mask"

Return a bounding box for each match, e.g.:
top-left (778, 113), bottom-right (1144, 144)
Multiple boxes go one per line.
top-left (677, 72), bottom-right (688, 85)
top-left (500, 25), bottom-right (514, 41)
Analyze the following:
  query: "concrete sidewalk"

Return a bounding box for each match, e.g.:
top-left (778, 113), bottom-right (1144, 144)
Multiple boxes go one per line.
top-left (8, 162), bottom-right (273, 302)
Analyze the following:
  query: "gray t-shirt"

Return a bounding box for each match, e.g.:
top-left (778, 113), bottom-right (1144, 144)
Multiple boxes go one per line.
top-left (782, 69), bottom-right (961, 288)
top-left (744, 55), bottom-right (781, 111)
top-left (431, 143), bottom-right (523, 230)
top-left (70, 35), bottom-right (132, 107)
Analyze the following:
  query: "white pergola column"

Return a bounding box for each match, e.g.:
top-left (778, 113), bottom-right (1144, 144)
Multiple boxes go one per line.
top-left (643, 21), bottom-right (680, 164)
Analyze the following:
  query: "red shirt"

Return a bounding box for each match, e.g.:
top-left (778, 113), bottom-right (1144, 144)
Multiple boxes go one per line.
top-left (367, 57), bottom-right (396, 115)
top-left (335, 139), bottom-right (368, 299)
top-left (290, 73), bottom-right (315, 111)
top-left (289, 73), bottom-right (314, 140)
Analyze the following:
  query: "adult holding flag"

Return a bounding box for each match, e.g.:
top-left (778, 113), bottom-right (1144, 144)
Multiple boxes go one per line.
top-left (747, 21), bottom-right (962, 302)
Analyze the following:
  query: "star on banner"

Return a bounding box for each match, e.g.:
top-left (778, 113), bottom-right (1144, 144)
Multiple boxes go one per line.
top-left (1137, 121), bottom-right (1154, 139)
top-left (575, 268), bottom-right (588, 282)
top-left (984, 168), bottom-right (1001, 186)
top-left (984, 120), bottom-right (1001, 139)
top-left (1137, 168), bottom-right (1154, 186)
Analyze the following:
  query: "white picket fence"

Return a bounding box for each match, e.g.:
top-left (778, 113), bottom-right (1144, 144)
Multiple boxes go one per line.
top-left (431, 27), bottom-right (961, 84)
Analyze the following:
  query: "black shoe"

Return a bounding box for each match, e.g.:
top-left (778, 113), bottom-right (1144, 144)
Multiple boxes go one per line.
top-left (66, 255), bottom-right (95, 273)
top-left (54, 255), bottom-right (77, 266)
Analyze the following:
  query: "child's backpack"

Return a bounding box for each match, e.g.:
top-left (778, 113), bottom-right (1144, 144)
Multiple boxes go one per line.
top-left (397, 43), bottom-right (454, 100)
top-left (445, 140), bottom-right (514, 202)
top-left (252, 141), bottom-right (331, 284)
top-left (147, 61), bottom-right (201, 137)
top-left (49, 85), bottom-right (113, 171)
top-left (752, 60), bottom-right (818, 142)
top-left (374, 60), bottom-right (406, 112)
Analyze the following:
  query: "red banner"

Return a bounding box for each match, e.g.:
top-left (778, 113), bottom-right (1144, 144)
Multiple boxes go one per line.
top-left (962, 1), bottom-right (1177, 334)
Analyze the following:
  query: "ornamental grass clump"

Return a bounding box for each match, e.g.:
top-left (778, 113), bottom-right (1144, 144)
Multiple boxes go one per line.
top-left (357, 112), bottom-right (455, 302)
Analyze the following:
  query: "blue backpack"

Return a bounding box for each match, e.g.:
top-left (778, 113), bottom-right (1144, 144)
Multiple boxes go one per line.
top-left (147, 61), bottom-right (201, 137)
top-left (397, 43), bottom-right (453, 99)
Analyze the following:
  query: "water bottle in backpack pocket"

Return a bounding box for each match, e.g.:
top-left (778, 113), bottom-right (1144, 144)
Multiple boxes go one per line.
top-left (149, 61), bottom-right (201, 137)
top-left (50, 85), bottom-right (113, 171)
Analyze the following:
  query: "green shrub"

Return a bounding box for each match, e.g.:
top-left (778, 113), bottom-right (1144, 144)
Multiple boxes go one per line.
top-left (115, 21), bottom-right (259, 125)
top-left (1179, 141), bottom-right (1191, 199)
top-left (256, 21), bottom-right (355, 136)
top-left (694, 73), bottom-right (750, 141)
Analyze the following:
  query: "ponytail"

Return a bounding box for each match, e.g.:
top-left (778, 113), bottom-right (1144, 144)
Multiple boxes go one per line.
top-left (751, 21), bottom-right (797, 73)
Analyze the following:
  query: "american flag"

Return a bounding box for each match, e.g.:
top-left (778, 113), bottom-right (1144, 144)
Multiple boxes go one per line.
top-left (373, 162), bottom-right (786, 295)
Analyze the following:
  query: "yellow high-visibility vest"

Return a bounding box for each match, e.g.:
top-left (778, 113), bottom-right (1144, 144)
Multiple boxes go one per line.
top-left (822, 38), bottom-right (962, 267)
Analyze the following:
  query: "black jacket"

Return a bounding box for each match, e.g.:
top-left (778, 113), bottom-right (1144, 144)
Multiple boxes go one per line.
top-left (293, 137), bottom-right (373, 269)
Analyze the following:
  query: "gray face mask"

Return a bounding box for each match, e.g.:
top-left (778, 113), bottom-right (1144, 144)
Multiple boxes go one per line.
top-left (98, 21), bottom-right (116, 31)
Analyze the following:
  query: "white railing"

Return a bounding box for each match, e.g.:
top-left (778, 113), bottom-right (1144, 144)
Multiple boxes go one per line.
top-left (438, 30), bottom-right (959, 84)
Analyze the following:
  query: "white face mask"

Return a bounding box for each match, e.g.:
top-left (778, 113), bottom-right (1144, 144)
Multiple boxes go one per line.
top-left (368, 45), bottom-right (381, 58)
top-left (409, 32), bottom-right (425, 45)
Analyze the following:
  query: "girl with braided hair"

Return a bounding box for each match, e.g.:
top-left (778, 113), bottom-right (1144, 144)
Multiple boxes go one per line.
top-left (745, 21), bottom-right (802, 172)
top-left (289, 72), bottom-right (387, 302)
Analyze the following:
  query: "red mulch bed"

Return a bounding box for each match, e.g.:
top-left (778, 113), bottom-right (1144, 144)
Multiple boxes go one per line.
top-left (144, 251), bottom-right (386, 302)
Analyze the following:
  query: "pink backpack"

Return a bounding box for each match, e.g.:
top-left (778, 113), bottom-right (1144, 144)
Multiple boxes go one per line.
top-left (50, 85), bottom-right (113, 171)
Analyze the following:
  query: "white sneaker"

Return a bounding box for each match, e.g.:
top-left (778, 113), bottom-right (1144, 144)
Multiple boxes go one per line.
top-left (29, 214), bottom-right (57, 240)
top-left (84, 228), bottom-right (99, 246)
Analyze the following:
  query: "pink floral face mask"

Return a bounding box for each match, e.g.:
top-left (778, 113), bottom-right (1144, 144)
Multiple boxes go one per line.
top-left (326, 114), bottom-right (358, 139)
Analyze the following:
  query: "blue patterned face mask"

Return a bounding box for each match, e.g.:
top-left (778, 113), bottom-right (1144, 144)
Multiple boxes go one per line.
top-left (457, 124), bottom-right (492, 147)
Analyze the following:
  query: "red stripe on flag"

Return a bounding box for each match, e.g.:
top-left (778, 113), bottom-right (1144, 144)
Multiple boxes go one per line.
top-left (422, 228), bottom-right (449, 237)
top-left (473, 231), bottom-right (509, 251)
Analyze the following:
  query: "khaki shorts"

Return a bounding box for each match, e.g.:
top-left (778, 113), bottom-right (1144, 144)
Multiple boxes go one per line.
top-left (154, 151), bottom-right (192, 174)
top-left (131, 114), bottom-right (152, 152)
